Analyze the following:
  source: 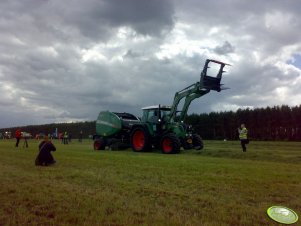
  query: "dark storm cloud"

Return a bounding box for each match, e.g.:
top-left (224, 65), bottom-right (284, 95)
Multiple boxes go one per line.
top-left (100, 0), bottom-right (174, 36)
top-left (43, 0), bottom-right (174, 40)
top-left (123, 50), bottom-right (141, 59)
top-left (0, 0), bottom-right (175, 44)
top-left (213, 41), bottom-right (235, 55)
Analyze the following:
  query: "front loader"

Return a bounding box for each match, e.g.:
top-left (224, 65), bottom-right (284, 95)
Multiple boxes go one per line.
top-left (129, 59), bottom-right (230, 153)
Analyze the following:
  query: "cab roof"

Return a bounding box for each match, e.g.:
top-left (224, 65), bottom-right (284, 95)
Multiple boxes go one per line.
top-left (142, 105), bottom-right (171, 110)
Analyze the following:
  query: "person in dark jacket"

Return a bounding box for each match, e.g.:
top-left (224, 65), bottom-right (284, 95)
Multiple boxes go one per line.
top-left (35, 136), bottom-right (57, 166)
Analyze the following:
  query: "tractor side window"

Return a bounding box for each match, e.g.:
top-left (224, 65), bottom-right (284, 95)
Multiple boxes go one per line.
top-left (142, 109), bottom-right (156, 122)
top-left (148, 110), bottom-right (155, 121)
top-left (148, 110), bottom-right (159, 123)
top-left (142, 110), bottom-right (148, 122)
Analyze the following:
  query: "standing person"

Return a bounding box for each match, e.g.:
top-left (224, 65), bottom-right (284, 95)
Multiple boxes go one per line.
top-left (35, 136), bottom-right (56, 166)
top-left (23, 134), bottom-right (29, 148)
top-left (78, 130), bottom-right (83, 142)
top-left (59, 133), bottom-right (64, 143)
top-left (238, 123), bottom-right (249, 152)
top-left (15, 129), bottom-right (21, 148)
top-left (63, 131), bottom-right (68, 144)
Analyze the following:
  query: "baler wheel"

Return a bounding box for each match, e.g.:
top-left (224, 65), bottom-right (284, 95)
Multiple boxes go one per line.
top-left (93, 138), bottom-right (106, 150)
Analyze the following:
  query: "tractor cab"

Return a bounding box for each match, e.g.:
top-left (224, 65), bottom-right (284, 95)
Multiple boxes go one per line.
top-left (141, 105), bottom-right (171, 124)
top-left (140, 105), bottom-right (173, 136)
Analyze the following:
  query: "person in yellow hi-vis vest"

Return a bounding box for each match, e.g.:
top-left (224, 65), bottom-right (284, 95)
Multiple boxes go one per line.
top-left (238, 123), bottom-right (249, 152)
top-left (63, 131), bottom-right (69, 145)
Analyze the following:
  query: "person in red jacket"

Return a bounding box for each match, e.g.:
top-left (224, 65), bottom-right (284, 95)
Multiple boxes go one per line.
top-left (15, 129), bottom-right (21, 147)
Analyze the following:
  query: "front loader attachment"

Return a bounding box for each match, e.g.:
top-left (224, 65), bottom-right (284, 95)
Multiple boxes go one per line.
top-left (200, 59), bottom-right (230, 92)
top-left (169, 58), bottom-right (231, 123)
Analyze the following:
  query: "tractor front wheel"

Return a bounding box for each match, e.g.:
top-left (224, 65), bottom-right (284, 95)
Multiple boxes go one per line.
top-left (192, 134), bottom-right (203, 150)
top-left (160, 133), bottom-right (181, 154)
top-left (130, 127), bottom-right (151, 152)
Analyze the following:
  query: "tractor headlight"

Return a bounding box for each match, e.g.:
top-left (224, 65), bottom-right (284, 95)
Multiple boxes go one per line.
top-left (187, 138), bottom-right (193, 144)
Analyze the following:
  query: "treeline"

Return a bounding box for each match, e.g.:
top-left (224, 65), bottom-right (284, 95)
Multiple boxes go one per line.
top-left (1, 105), bottom-right (301, 141)
top-left (186, 105), bottom-right (301, 141)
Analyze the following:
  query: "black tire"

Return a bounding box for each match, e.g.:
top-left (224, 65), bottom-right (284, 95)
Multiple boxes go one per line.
top-left (130, 127), bottom-right (151, 152)
top-left (93, 138), bottom-right (106, 150)
top-left (192, 134), bottom-right (203, 150)
top-left (160, 133), bottom-right (181, 154)
top-left (183, 138), bottom-right (193, 150)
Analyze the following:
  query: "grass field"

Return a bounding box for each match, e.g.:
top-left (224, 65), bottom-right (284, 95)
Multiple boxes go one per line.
top-left (0, 139), bottom-right (300, 226)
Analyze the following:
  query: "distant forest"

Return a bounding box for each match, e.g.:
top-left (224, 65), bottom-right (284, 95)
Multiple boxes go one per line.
top-left (1, 105), bottom-right (301, 141)
top-left (186, 105), bottom-right (301, 141)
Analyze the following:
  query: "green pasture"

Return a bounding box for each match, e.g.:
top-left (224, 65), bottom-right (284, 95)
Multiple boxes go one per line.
top-left (0, 139), bottom-right (300, 226)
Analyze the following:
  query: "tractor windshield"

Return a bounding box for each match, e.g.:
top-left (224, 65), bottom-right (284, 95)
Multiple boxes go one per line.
top-left (160, 109), bottom-right (170, 117)
top-left (141, 107), bottom-right (171, 123)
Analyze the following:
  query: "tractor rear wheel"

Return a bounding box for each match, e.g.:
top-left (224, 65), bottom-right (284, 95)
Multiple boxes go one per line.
top-left (192, 134), bottom-right (203, 150)
top-left (130, 127), bottom-right (151, 152)
top-left (160, 133), bottom-right (181, 154)
top-left (94, 138), bottom-right (106, 150)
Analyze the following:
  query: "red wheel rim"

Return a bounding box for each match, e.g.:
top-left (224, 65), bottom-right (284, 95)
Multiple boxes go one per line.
top-left (162, 138), bottom-right (172, 153)
top-left (94, 141), bottom-right (100, 150)
top-left (133, 130), bottom-right (145, 150)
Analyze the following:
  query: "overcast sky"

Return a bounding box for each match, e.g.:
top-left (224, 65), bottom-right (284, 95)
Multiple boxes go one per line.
top-left (1, 0), bottom-right (301, 128)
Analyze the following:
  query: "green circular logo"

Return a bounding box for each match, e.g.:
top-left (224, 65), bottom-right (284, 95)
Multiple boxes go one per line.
top-left (267, 206), bottom-right (298, 224)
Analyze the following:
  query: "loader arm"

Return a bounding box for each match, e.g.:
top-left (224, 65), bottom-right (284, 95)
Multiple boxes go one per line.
top-left (168, 59), bottom-right (230, 123)
top-left (169, 83), bottom-right (209, 122)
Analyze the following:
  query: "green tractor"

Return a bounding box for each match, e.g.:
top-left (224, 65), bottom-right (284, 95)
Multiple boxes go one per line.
top-left (94, 59), bottom-right (230, 153)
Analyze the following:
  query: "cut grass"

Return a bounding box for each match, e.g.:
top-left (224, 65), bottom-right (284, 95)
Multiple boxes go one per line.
top-left (0, 139), bottom-right (300, 225)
